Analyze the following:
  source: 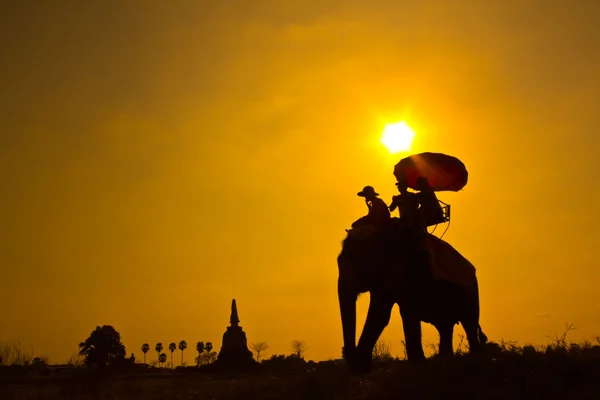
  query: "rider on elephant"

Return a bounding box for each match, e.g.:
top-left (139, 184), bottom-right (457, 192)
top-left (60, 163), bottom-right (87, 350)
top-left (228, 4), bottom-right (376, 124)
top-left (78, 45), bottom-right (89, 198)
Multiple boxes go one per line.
top-left (351, 186), bottom-right (391, 230)
top-left (415, 177), bottom-right (444, 229)
top-left (389, 180), bottom-right (419, 227)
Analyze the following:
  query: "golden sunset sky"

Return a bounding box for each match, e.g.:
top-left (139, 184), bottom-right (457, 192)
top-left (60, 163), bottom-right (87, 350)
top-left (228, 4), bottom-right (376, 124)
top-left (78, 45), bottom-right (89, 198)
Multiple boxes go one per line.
top-left (1, 0), bottom-right (599, 364)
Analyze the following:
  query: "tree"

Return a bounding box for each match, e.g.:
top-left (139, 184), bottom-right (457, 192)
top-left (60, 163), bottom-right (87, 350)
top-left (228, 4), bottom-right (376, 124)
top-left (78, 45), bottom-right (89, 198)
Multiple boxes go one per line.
top-left (196, 342), bottom-right (205, 366)
top-left (168, 342), bottom-right (176, 368)
top-left (159, 353), bottom-right (167, 367)
top-left (155, 342), bottom-right (163, 365)
top-left (250, 341), bottom-right (269, 362)
top-left (196, 341), bottom-right (205, 354)
top-left (178, 340), bottom-right (187, 366)
top-left (78, 325), bottom-right (126, 366)
top-left (291, 340), bottom-right (308, 359)
top-left (194, 342), bottom-right (215, 366)
top-left (197, 350), bottom-right (218, 366)
top-left (141, 343), bottom-right (150, 364)
top-left (205, 351), bottom-right (218, 364)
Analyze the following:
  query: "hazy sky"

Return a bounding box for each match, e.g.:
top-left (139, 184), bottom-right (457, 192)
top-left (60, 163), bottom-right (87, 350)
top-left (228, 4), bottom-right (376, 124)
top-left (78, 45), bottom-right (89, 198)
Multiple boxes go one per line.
top-left (1, 0), bottom-right (599, 364)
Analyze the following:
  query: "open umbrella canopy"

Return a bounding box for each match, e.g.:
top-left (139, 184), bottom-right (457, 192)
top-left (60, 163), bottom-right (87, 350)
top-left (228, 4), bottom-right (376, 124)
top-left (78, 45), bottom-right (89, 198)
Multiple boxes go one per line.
top-left (393, 152), bottom-right (468, 192)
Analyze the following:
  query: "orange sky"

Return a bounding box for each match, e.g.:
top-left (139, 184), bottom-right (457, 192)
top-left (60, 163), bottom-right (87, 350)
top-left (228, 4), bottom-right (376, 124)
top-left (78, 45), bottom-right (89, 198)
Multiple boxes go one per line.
top-left (1, 0), bottom-right (600, 364)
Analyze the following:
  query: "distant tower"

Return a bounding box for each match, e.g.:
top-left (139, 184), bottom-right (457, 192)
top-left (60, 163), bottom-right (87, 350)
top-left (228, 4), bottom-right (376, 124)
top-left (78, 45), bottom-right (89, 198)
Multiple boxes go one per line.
top-left (230, 299), bottom-right (240, 327)
top-left (214, 298), bottom-right (255, 371)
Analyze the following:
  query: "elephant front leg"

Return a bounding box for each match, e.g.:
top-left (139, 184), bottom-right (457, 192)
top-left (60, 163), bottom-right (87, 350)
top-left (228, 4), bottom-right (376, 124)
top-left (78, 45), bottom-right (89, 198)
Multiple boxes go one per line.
top-left (400, 310), bottom-right (425, 362)
top-left (354, 293), bottom-right (394, 373)
top-left (338, 277), bottom-right (358, 365)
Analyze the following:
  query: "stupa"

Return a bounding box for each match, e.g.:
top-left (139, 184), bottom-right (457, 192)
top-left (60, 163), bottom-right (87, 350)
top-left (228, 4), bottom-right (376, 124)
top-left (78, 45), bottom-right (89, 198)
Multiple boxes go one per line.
top-left (214, 299), bottom-right (255, 371)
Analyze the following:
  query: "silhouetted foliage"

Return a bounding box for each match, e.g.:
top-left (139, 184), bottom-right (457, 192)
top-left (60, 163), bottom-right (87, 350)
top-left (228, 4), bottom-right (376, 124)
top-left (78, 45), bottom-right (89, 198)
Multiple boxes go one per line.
top-left (78, 325), bottom-right (126, 367)
top-left (0, 340), bottom-right (33, 365)
top-left (250, 341), bottom-right (269, 362)
top-left (141, 343), bottom-right (150, 364)
top-left (196, 350), bottom-right (218, 366)
top-left (66, 352), bottom-right (84, 366)
top-left (31, 357), bottom-right (43, 365)
top-left (194, 342), bottom-right (216, 366)
top-left (5, 339), bottom-right (600, 399)
top-left (372, 338), bottom-right (393, 362)
top-left (168, 342), bottom-right (176, 367)
top-left (178, 340), bottom-right (187, 366)
top-left (5, 324), bottom-right (600, 399)
top-left (261, 354), bottom-right (307, 372)
top-left (159, 353), bottom-right (167, 367)
top-left (291, 340), bottom-right (308, 359)
top-left (155, 342), bottom-right (163, 365)
top-left (195, 342), bottom-right (205, 366)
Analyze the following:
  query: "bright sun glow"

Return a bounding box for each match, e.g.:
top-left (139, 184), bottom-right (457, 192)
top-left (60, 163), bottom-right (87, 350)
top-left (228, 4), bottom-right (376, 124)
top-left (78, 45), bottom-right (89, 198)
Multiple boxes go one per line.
top-left (380, 121), bottom-right (416, 154)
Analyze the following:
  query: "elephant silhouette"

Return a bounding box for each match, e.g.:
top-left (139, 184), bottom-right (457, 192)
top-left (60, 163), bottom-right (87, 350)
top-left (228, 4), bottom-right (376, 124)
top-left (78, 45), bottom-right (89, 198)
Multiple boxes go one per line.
top-left (337, 225), bottom-right (487, 373)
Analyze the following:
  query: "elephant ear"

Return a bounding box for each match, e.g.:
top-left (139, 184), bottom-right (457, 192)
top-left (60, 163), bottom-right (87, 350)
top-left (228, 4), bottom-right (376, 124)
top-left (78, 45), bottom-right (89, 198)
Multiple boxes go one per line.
top-left (382, 245), bottom-right (413, 285)
top-left (379, 232), bottom-right (431, 284)
top-left (339, 228), bottom-right (423, 288)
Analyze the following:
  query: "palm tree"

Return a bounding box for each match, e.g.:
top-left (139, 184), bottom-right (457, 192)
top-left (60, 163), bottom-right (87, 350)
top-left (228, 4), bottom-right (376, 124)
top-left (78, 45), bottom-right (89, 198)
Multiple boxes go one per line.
top-left (159, 353), bottom-right (167, 367)
top-left (196, 342), bottom-right (205, 366)
top-left (141, 343), bottom-right (150, 364)
top-left (178, 340), bottom-right (187, 366)
top-left (200, 342), bottom-right (214, 366)
top-left (168, 342), bottom-right (176, 368)
top-left (155, 342), bottom-right (163, 365)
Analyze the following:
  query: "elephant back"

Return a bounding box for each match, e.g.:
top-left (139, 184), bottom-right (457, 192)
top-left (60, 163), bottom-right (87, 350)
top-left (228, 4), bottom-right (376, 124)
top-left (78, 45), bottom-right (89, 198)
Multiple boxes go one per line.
top-left (423, 234), bottom-right (478, 293)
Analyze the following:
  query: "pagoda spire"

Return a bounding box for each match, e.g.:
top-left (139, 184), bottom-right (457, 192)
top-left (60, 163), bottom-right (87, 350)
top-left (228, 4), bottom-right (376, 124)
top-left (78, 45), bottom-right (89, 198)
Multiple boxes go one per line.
top-left (230, 298), bottom-right (240, 327)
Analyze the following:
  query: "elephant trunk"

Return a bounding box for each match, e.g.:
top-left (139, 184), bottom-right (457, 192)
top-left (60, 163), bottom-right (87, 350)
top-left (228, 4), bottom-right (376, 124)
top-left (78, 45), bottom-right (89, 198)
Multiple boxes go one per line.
top-left (338, 277), bottom-right (357, 359)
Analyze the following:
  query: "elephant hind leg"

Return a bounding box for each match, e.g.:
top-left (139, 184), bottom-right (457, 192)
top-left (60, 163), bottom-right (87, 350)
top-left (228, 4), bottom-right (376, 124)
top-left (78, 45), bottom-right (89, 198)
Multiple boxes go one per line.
top-left (463, 321), bottom-right (484, 354)
top-left (400, 310), bottom-right (425, 362)
top-left (437, 322), bottom-right (455, 358)
top-left (478, 325), bottom-right (488, 345)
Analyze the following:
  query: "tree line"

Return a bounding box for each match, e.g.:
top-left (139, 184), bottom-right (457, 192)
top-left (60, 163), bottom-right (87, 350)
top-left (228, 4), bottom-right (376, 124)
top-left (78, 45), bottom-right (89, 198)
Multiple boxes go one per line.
top-left (2, 324), bottom-right (391, 367)
top-left (140, 341), bottom-right (216, 367)
top-left (76, 325), bottom-right (311, 368)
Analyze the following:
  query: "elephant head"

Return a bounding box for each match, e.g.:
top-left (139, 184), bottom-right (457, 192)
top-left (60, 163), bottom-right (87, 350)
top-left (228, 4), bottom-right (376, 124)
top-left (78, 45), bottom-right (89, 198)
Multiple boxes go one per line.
top-left (337, 226), bottom-right (425, 364)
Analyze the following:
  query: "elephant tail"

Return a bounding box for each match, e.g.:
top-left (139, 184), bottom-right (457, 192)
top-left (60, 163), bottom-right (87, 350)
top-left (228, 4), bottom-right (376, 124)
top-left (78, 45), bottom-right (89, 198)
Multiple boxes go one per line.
top-left (478, 325), bottom-right (488, 345)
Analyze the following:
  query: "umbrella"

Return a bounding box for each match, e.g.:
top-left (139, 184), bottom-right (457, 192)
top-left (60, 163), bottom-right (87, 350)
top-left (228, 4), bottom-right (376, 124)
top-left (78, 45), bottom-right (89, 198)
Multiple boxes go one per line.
top-left (393, 152), bottom-right (468, 192)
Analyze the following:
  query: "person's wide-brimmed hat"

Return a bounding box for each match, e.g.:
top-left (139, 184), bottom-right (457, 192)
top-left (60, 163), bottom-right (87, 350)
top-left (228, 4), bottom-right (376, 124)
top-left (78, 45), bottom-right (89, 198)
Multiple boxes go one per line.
top-left (357, 185), bottom-right (379, 197)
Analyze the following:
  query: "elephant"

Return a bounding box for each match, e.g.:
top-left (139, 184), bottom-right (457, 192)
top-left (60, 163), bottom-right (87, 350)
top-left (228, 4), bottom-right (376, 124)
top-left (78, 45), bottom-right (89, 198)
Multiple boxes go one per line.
top-left (337, 224), bottom-right (487, 373)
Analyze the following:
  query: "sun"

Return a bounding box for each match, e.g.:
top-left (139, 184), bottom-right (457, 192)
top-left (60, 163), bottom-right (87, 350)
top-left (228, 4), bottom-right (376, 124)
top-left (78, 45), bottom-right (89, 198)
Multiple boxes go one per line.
top-left (380, 121), bottom-right (416, 154)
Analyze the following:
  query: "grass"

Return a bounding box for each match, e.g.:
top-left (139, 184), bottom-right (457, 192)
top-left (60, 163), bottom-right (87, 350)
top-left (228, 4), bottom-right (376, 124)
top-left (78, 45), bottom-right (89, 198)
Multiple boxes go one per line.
top-left (0, 340), bottom-right (34, 366)
top-left (2, 336), bottom-right (600, 399)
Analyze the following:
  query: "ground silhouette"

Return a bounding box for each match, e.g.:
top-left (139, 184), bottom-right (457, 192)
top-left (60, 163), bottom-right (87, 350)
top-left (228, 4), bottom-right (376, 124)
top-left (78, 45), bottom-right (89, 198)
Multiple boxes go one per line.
top-left (2, 336), bottom-right (600, 399)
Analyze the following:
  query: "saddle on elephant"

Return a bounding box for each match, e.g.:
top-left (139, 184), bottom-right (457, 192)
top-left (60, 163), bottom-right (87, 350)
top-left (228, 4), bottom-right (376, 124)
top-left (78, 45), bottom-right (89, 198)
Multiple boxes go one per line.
top-left (343, 224), bottom-right (478, 295)
top-left (420, 233), bottom-right (478, 293)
